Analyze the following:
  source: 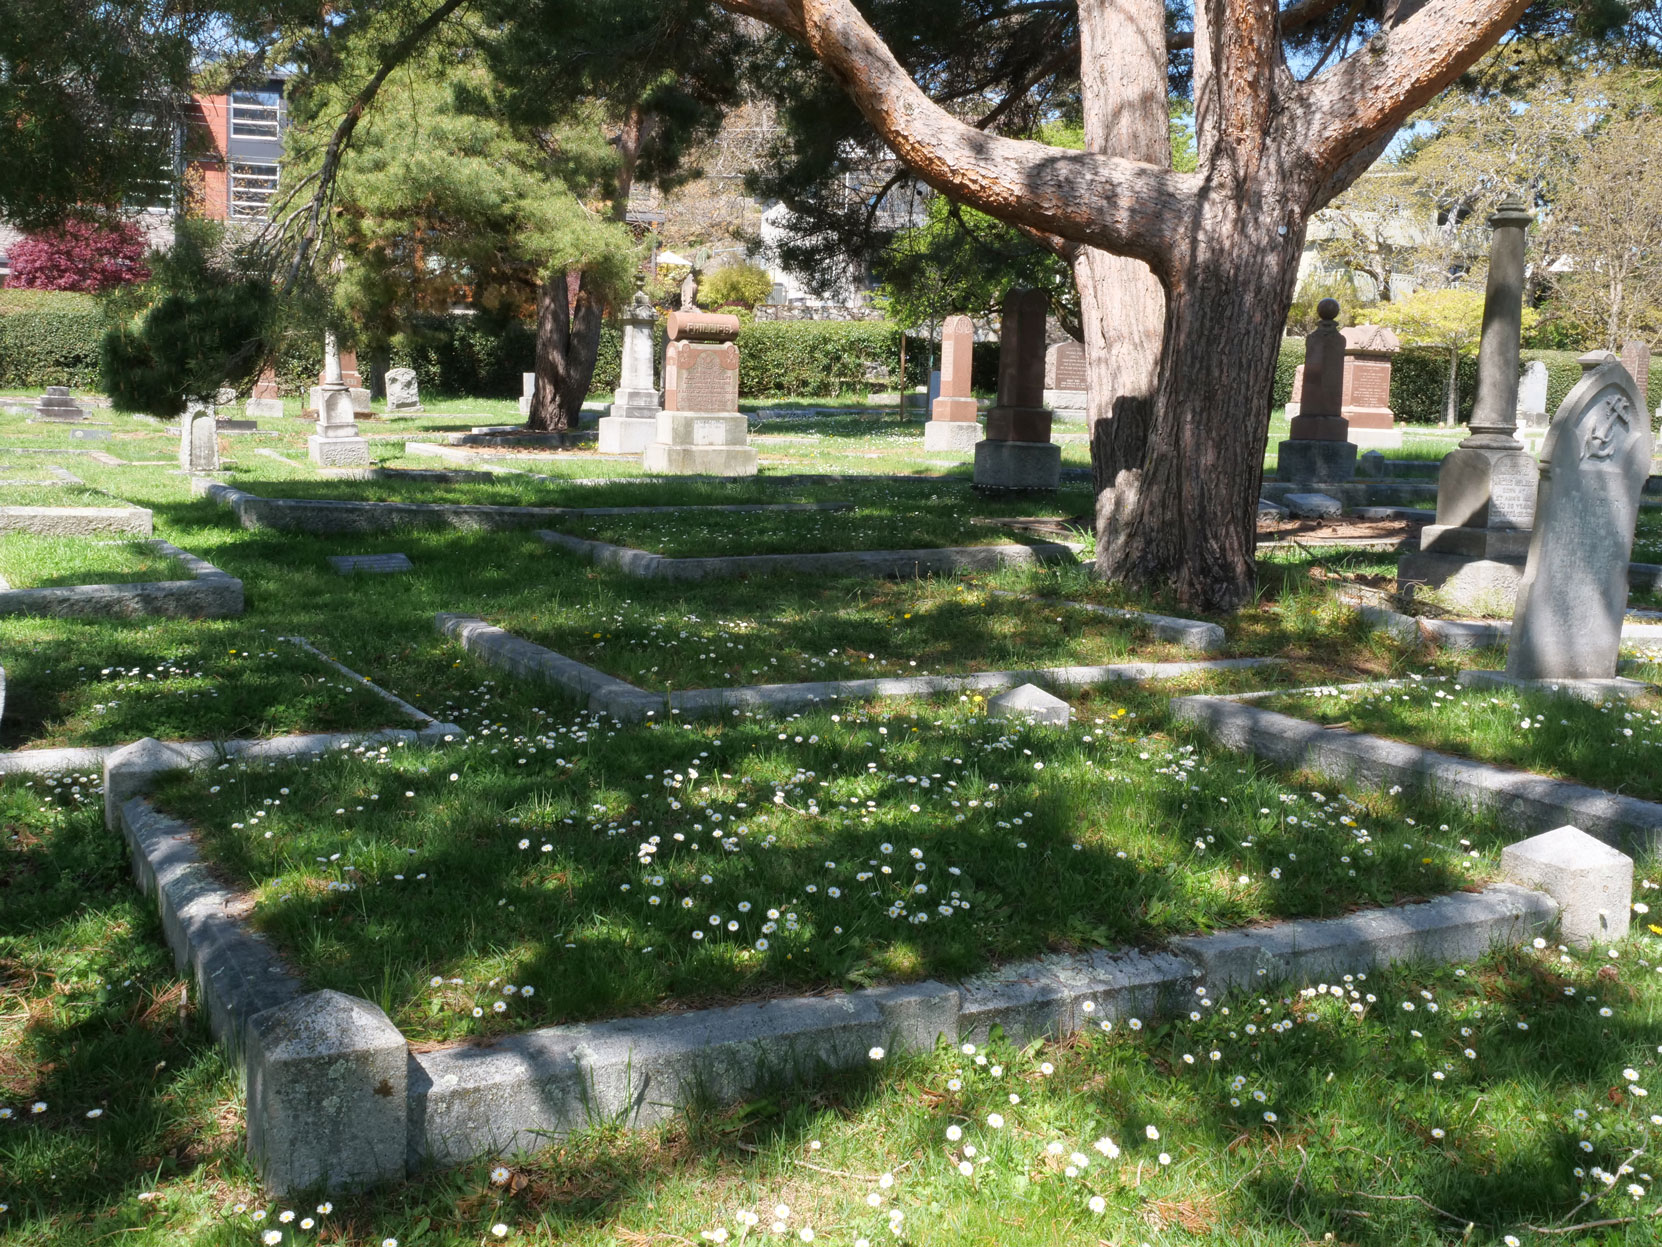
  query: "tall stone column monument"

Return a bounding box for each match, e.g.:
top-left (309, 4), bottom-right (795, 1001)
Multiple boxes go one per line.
top-left (923, 315), bottom-right (980, 452)
top-left (641, 311), bottom-right (758, 476)
top-left (598, 283), bottom-right (662, 455)
top-left (308, 331), bottom-right (371, 468)
top-left (1398, 198), bottom-right (1537, 611)
top-left (973, 289), bottom-right (1060, 490)
top-left (1277, 298), bottom-right (1357, 484)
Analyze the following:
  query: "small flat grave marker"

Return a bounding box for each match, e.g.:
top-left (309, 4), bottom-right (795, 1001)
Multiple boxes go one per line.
top-left (329, 553), bottom-right (414, 576)
top-left (987, 682), bottom-right (1072, 726)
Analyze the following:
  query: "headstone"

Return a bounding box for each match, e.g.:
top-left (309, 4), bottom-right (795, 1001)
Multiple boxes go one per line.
top-left (1043, 340), bottom-right (1088, 415)
top-left (1258, 498), bottom-right (1290, 520)
top-left (246, 367), bottom-right (284, 419)
top-left (1398, 199), bottom-right (1537, 612)
top-left (641, 312), bottom-right (757, 476)
top-left (179, 404), bottom-right (221, 473)
top-left (599, 283), bottom-right (663, 455)
top-left (309, 331), bottom-right (371, 468)
top-left (924, 315), bottom-right (981, 452)
top-left (987, 683), bottom-right (1071, 727)
top-left (1504, 352), bottom-right (1652, 684)
top-left (1500, 825), bottom-right (1632, 949)
top-left (519, 372), bottom-right (536, 418)
top-left (1285, 363), bottom-right (1305, 419)
top-left (1284, 491), bottom-right (1343, 519)
top-left (311, 349), bottom-right (371, 417)
top-left (1357, 449), bottom-right (1387, 478)
top-left (973, 290), bottom-right (1060, 490)
top-left (1516, 360), bottom-right (1549, 427)
top-left (1340, 324), bottom-right (1402, 448)
top-left (1278, 299), bottom-right (1358, 485)
top-left (1622, 339), bottom-right (1651, 411)
top-left (329, 553), bottom-right (414, 575)
top-left (384, 367), bottom-right (422, 413)
top-left (29, 386), bottom-right (85, 424)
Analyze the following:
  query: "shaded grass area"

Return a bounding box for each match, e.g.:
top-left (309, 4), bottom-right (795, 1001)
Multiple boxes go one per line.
top-left (501, 578), bottom-right (1177, 692)
top-left (0, 536), bottom-right (185, 590)
top-left (1264, 677), bottom-right (1662, 801)
top-left (152, 689), bottom-right (1512, 1042)
top-left (7, 759), bottom-right (1660, 1245)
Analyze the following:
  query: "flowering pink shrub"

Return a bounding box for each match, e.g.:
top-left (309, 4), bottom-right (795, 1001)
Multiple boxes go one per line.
top-left (6, 219), bottom-right (151, 292)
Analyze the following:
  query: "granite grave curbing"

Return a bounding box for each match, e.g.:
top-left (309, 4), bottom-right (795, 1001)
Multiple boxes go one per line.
top-left (0, 539), bottom-right (243, 620)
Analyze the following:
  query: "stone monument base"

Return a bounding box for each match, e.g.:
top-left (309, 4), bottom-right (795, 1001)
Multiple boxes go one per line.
top-left (1043, 389), bottom-right (1087, 418)
top-left (310, 385), bottom-right (372, 417)
top-left (1396, 551), bottom-right (1524, 616)
top-left (1277, 439), bottom-right (1357, 485)
top-left (1348, 427), bottom-right (1403, 449)
top-left (642, 411), bottom-right (757, 477)
top-left (245, 398), bottom-right (284, 419)
top-left (308, 434), bottom-right (371, 468)
top-left (598, 415), bottom-right (658, 455)
top-left (28, 412), bottom-right (86, 424)
top-left (973, 439), bottom-right (1061, 490)
top-left (1455, 669), bottom-right (1649, 705)
top-left (923, 420), bottom-right (981, 452)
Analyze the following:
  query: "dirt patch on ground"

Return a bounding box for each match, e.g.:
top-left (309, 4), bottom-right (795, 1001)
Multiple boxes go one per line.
top-left (1256, 516), bottom-right (1425, 544)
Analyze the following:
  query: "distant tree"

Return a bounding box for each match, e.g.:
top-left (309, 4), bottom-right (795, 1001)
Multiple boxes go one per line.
top-left (6, 220), bottom-right (151, 292)
top-left (1285, 272), bottom-right (1366, 336)
top-left (699, 262), bottom-right (776, 309)
top-left (1374, 288), bottom-right (1538, 426)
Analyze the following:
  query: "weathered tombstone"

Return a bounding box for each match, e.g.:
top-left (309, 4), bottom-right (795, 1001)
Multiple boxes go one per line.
top-left (309, 331), bottom-right (371, 467)
top-left (1285, 362), bottom-right (1305, 419)
top-left (973, 290), bottom-right (1060, 489)
top-left (518, 372), bottom-right (536, 418)
top-left (384, 367), bottom-right (422, 413)
top-left (1340, 324), bottom-right (1402, 447)
top-left (1465, 353), bottom-right (1653, 697)
top-left (246, 367), bottom-right (284, 419)
top-left (310, 347), bottom-right (371, 417)
top-left (1276, 298), bottom-right (1357, 485)
top-left (1622, 339), bottom-right (1651, 411)
top-left (641, 311), bottom-right (757, 476)
top-left (1398, 199), bottom-right (1537, 612)
top-left (1043, 340), bottom-right (1088, 416)
top-left (1516, 360), bottom-right (1550, 428)
top-left (30, 386), bottom-right (85, 424)
top-left (923, 315), bottom-right (980, 452)
top-left (178, 403), bottom-right (221, 472)
top-left (598, 284), bottom-right (662, 455)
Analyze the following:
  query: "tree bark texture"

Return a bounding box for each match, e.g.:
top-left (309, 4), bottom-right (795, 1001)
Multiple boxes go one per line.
top-left (714, 0), bottom-right (1535, 609)
top-left (528, 270), bottom-right (604, 432)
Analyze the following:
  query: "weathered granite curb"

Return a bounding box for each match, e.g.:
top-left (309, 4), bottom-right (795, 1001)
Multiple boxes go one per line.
top-left (112, 767), bottom-right (1559, 1191)
top-left (537, 529), bottom-right (1078, 581)
top-left (437, 613), bottom-right (1277, 722)
top-left (987, 589), bottom-right (1225, 654)
top-left (0, 504), bottom-right (153, 536)
top-left (0, 539), bottom-right (243, 619)
top-left (0, 743), bottom-right (115, 777)
top-left (1344, 595), bottom-right (1662, 652)
top-left (196, 481), bottom-right (854, 534)
top-left (1171, 694), bottom-right (1662, 851)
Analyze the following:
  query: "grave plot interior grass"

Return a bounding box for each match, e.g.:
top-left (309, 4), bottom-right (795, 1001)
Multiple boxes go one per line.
top-left (1264, 677), bottom-right (1662, 801)
top-left (151, 690), bottom-right (1514, 1043)
top-left (0, 535), bottom-right (183, 590)
top-left (0, 484), bottom-right (130, 508)
top-left (13, 764), bottom-right (1662, 1247)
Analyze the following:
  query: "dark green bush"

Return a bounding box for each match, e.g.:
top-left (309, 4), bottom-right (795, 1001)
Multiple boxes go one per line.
top-left (0, 290), bottom-right (107, 387)
top-left (738, 320), bottom-right (901, 398)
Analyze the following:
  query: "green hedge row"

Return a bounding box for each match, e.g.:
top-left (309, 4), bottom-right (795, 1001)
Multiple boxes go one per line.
top-left (0, 290), bottom-right (107, 388)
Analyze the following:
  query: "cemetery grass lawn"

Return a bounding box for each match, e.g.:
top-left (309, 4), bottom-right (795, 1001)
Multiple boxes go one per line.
top-left (0, 536), bottom-right (186, 590)
top-left (0, 484), bottom-right (132, 508)
top-left (149, 692), bottom-right (1515, 1043)
top-left (8, 762), bottom-right (1662, 1246)
top-left (1263, 677), bottom-right (1662, 801)
top-left (1628, 506), bottom-right (1662, 564)
top-left (498, 577), bottom-right (1184, 692)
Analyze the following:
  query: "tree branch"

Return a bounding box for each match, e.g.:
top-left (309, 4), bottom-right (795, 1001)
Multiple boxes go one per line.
top-left (716, 0), bottom-right (806, 38)
top-left (1166, 0), bottom-right (1346, 51)
top-left (1296, 0), bottom-right (1536, 178)
top-left (715, 0), bottom-right (1196, 278)
top-left (276, 0), bottom-right (472, 296)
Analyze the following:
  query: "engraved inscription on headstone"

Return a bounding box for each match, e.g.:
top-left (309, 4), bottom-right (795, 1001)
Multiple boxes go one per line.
top-left (677, 346), bottom-right (739, 413)
top-left (1487, 453), bottom-right (1538, 530)
top-left (1045, 341), bottom-right (1087, 391)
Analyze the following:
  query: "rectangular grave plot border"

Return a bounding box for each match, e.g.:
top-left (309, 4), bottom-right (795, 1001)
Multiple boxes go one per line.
top-left (0, 538), bottom-right (242, 619)
top-left (1171, 693), bottom-right (1662, 853)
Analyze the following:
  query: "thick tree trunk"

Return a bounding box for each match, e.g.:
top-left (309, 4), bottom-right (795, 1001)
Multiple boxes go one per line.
top-left (528, 270), bottom-right (604, 432)
top-left (1096, 184), bottom-right (1308, 612)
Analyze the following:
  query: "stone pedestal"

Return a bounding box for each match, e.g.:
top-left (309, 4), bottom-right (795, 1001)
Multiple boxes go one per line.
top-left (308, 385), bottom-right (371, 417)
top-left (601, 286), bottom-right (663, 455)
top-left (1277, 438), bottom-right (1357, 485)
top-left (642, 411), bottom-right (757, 476)
top-left (309, 341), bottom-right (370, 467)
top-left (973, 439), bottom-right (1061, 490)
top-left (924, 419), bottom-right (981, 452)
top-left (309, 432), bottom-right (371, 467)
top-left (30, 386), bottom-right (84, 423)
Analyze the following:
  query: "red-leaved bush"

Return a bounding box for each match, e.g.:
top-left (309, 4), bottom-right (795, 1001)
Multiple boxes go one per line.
top-left (6, 219), bottom-right (151, 292)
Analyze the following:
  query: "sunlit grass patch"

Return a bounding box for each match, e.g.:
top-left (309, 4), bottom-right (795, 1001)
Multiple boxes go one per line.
top-left (0, 536), bottom-right (184, 590)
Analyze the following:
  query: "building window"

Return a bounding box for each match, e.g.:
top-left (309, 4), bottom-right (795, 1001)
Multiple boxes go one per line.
top-left (230, 91), bottom-right (282, 141)
top-left (229, 162), bottom-right (279, 220)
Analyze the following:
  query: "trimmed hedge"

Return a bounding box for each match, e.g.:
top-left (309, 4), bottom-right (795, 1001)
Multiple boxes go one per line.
top-left (737, 320), bottom-right (901, 398)
top-left (0, 290), bottom-right (107, 388)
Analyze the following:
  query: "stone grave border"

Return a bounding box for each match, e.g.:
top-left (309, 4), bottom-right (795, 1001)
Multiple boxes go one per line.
top-left (435, 612), bottom-right (1276, 724)
top-left (985, 588), bottom-right (1225, 654)
top-left (195, 481), bottom-right (855, 535)
top-left (0, 538), bottom-right (243, 620)
top-left (1339, 593), bottom-right (1662, 653)
top-left (104, 732), bottom-right (1576, 1195)
top-left (0, 504), bottom-right (154, 536)
top-left (537, 528), bottom-right (1078, 581)
top-left (1171, 683), bottom-right (1662, 852)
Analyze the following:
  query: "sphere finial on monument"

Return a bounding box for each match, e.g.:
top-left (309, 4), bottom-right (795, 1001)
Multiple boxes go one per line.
top-left (1316, 297), bottom-right (1341, 323)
